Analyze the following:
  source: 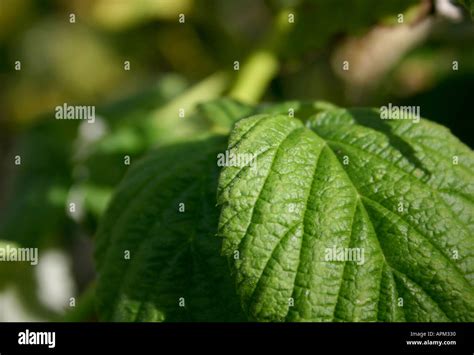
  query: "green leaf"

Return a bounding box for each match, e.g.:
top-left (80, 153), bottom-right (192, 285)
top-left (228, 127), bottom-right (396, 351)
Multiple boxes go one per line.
top-left (147, 72), bottom-right (230, 145)
top-left (198, 97), bottom-right (254, 130)
top-left (95, 136), bottom-right (245, 321)
top-left (197, 98), bottom-right (332, 132)
top-left (256, 100), bottom-right (338, 120)
top-left (217, 108), bottom-right (474, 322)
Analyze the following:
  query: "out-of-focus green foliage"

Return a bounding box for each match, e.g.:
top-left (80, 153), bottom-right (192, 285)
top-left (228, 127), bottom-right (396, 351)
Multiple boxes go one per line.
top-left (0, 0), bottom-right (473, 321)
top-left (276, 0), bottom-right (421, 57)
top-left (458, 0), bottom-right (474, 17)
top-left (0, 120), bottom-right (77, 248)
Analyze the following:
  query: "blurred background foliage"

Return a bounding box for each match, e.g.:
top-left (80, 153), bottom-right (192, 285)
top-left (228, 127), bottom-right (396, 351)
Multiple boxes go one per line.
top-left (0, 0), bottom-right (473, 321)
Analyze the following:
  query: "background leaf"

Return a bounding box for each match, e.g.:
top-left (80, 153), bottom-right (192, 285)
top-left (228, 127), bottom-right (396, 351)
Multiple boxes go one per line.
top-left (457, 0), bottom-right (474, 18)
top-left (95, 136), bottom-right (245, 321)
top-left (0, 119), bottom-right (77, 247)
top-left (198, 97), bottom-right (254, 131)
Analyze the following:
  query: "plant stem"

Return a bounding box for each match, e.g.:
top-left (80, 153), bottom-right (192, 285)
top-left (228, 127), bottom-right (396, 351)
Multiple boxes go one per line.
top-left (228, 50), bottom-right (279, 104)
top-left (229, 9), bottom-right (294, 104)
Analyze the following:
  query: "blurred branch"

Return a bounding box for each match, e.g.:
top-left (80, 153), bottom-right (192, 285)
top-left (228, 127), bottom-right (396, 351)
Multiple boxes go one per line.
top-left (229, 50), bottom-right (279, 104)
top-left (229, 9), bottom-right (294, 103)
top-left (332, 13), bottom-right (434, 103)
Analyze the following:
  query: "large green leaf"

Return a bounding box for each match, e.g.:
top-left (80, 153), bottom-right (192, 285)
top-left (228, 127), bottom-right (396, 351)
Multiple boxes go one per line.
top-left (217, 107), bottom-right (474, 321)
top-left (95, 136), bottom-right (245, 321)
